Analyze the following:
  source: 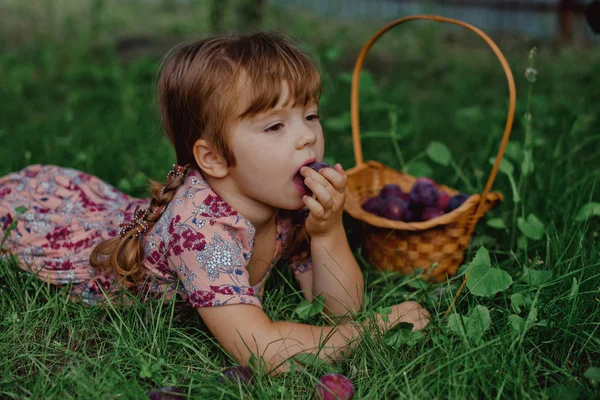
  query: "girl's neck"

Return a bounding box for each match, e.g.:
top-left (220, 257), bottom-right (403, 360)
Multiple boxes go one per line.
top-left (201, 170), bottom-right (277, 235)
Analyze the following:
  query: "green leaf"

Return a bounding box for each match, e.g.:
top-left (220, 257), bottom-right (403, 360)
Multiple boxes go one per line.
top-left (426, 141), bottom-right (452, 166)
top-left (504, 141), bottom-right (523, 162)
top-left (521, 267), bottom-right (553, 286)
top-left (508, 314), bottom-right (525, 337)
top-left (486, 218), bottom-right (506, 230)
top-left (584, 367), bottom-right (600, 383)
top-left (567, 277), bottom-right (579, 299)
top-left (323, 110), bottom-right (351, 131)
top-left (575, 202), bottom-right (600, 222)
top-left (517, 236), bottom-right (528, 249)
top-left (510, 293), bottom-right (525, 313)
top-left (294, 294), bottom-right (325, 320)
top-left (14, 206), bottom-right (28, 214)
top-left (406, 161), bottom-right (433, 178)
top-left (291, 353), bottom-right (329, 368)
top-left (385, 325), bottom-right (424, 348)
top-left (360, 131), bottom-right (390, 139)
top-left (447, 305), bottom-right (491, 343)
top-left (517, 214), bottom-right (545, 240)
top-left (521, 149), bottom-right (534, 176)
top-left (466, 247), bottom-right (513, 297)
top-left (489, 156), bottom-right (514, 175)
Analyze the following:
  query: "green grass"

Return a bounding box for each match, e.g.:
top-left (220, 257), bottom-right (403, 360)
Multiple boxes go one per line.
top-left (1, 1), bottom-right (600, 399)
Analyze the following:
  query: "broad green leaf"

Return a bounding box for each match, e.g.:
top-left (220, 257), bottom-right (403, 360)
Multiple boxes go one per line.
top-left (517, 236), bottom-right (528, 249)
top-left (406, 161), bottom-right (433, 178)
top-left (521, 267), bottom-right (553, 286)
top-left (517, 214), bottom-right (545, 240)
top-left (584, 367), bottom-right (600, 383)
top-left (504, 141), bottom-right (523, 162)
top-left (510, 293), bottom-right (525, 313)
top-left (447, 305), bottom-right (491, 343)
top-left (546, 385), bottom-right (582, 400)
top-left (508, 314), bottom-right (525, 337)
top-left (385, 326), bottom-right (424, 348)
top-left (426, 141), bottom-right (452, 166)
top-left (486, 218), bottom-right (506, 230)
top-left (465, 247), bottom-right (513, 297)
top-left (575, 202), bottom-right (600, 222)
top-left (376, 306), bottom-right (392, 323)
top-left (294, 294), bottom-right (325, 319)
top-left (489, 156), bottom-right (514, 175)
top-left (521, 149), bottom-right (534, 176)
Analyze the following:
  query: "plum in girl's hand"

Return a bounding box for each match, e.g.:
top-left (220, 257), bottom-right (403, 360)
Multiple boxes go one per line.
top-left (307, 161), bottom-right (333, 172)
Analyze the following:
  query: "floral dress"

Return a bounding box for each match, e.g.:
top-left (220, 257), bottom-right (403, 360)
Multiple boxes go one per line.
top-left (0, 165), bottom-right (312, 307)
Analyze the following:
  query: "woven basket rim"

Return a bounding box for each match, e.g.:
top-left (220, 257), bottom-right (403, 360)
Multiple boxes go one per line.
top-left (343, 161), bottom-right (504, 231)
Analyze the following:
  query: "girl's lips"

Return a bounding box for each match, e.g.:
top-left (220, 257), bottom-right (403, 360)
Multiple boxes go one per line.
top-left (293, 172), bottom-right (310, 195)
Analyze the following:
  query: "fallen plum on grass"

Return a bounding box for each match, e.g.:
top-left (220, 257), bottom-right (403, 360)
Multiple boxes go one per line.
top-left (219, 365), bottom-right (253, 385)
top-left (147, 386), bottom-right (186, 400)
top-left (313, 373), bottom-right (355, 400)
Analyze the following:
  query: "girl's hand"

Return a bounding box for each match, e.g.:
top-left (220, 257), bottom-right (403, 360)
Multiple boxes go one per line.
top-left (300, 163), bottom-right (347, 239)
top-left (378, 301), bottom-right (431, 331)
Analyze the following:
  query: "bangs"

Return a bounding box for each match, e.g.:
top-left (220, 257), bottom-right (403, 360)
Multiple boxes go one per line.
top-left (233, 44), bottom-right (322, 120)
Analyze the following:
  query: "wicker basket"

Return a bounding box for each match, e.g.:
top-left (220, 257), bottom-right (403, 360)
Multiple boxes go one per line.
top-left (343, 15), bottom-right (516, 282)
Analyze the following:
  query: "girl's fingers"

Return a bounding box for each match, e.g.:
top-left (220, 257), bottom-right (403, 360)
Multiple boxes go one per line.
top-left (303, 195), bottom-right (325, 218)
top-left (318, 164), bottom-right (346, 193)
top-left (304, 177), bottom-right (333, 209)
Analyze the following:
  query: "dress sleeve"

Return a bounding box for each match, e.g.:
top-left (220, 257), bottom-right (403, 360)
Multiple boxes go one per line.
top-left (167, 214), bottom-right (262, 309)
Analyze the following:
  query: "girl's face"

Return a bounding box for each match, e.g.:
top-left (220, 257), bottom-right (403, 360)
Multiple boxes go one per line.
top-left (227, 81), bottom-right (325, 211)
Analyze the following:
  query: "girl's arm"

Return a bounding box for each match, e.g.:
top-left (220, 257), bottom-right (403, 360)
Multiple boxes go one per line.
top-left (196, 301), bottom-right (429, 375)
top-left (309, 225), bottom-right (364, 319)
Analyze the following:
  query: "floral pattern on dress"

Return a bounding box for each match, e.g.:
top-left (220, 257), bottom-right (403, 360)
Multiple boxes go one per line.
top-left (0, 165), bottom-right (313, 308)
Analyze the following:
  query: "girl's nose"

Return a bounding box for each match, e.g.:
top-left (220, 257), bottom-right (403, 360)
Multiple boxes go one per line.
top-left (295, 121), bottom-right (318, 149)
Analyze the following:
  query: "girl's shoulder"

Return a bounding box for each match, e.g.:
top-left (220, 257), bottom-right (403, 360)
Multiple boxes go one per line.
top-left (146, 169), bottom-right (255, 249)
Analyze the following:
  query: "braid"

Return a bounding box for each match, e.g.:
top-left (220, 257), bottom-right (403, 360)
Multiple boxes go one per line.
top-left (280, 209), bottom-right (311, 265)
top-left (89, 163), bottom-right (192, 289)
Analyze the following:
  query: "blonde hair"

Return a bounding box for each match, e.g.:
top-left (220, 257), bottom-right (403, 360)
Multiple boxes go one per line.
top-left (90, 31), bottom-right (322, 288)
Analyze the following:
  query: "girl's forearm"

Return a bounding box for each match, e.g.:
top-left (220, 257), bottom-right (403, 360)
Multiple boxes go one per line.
top-left (310, 225), bottom-right (365, 317)
top-left (265, 320), bottom-right (365, 374)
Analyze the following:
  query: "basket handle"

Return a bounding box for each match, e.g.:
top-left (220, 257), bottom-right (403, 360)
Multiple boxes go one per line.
top-left (351, 15), bottom-right (516, 225)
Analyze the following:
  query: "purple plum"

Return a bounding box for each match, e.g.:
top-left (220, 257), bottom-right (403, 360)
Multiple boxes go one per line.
top-left (314, 373), bottom-right (355, 400)
top-left (378, 184), bottom-right (404, 199)
top-left (361, 196), bottom-right (385, 215)
top-left (422, 207), bottom-right (445, 221)
top-left (437, 191), bottom-right (451, 211)
top-left (379, 197), bottom-right (407, 221)
top-left (417, 176), bottom-right (437, 186)
top-left (147, 386), bottom-right (186, 400)
top-left (307, 161), bottom-right (333, 173)
top-left (220, 365), bottom-right (253, 385)
top-left (298, 162), bottom-right (334, 193)
top-left (403, 207), bottom-right (419, 222)
top-left (409, 179), bottom-right (439, 209)
top-left (447, 193), bottom-right (469, 212)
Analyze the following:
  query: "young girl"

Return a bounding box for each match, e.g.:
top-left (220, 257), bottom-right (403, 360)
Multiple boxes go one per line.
top-left (0, 31), bottom-right (429, 374)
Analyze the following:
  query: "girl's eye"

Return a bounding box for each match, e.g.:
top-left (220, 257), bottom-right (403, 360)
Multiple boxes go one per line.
top-left (265, 123), bottom-right (284, 133)
top-left (306, 114), bottom-right (320, 121)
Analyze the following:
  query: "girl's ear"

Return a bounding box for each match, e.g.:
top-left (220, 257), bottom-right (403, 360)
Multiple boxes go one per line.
top-left (192, 139), bottom-right (229, 179)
